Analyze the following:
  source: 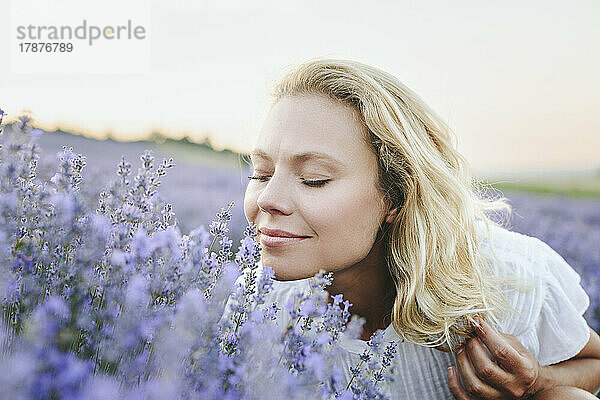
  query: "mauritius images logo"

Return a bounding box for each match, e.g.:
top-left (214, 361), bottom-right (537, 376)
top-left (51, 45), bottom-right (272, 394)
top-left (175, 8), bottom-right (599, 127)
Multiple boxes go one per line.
top-left (15, 20), bottom-right (146, 46)
top-left (10, 0), bottom-right (151, 73)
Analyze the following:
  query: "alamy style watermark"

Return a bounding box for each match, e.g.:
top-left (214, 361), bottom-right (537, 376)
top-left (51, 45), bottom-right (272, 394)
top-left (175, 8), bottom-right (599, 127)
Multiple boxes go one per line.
top-left (10, 0), bottom-right (151, 73)
top-left (16, 19), bottom-right (146, 47)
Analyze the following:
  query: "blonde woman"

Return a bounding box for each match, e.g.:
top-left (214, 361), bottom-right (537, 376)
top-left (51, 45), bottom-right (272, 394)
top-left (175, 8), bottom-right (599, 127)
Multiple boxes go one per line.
top-left (243, 58), bottom-right (600, 399)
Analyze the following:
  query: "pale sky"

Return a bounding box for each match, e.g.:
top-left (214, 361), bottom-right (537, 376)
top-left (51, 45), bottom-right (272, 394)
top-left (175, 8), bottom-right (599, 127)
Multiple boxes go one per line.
top-left (1, 0), bottom-right (599, 174)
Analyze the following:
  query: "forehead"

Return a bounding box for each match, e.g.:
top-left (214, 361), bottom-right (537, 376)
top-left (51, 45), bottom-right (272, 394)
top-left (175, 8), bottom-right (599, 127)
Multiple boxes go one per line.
top-left (252, 94), bottom-right (372, 167)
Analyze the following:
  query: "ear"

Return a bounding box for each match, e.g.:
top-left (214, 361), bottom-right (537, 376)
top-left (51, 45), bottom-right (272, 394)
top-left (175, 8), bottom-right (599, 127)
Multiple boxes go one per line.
top-left (385, 206), bottom-right (399, 223)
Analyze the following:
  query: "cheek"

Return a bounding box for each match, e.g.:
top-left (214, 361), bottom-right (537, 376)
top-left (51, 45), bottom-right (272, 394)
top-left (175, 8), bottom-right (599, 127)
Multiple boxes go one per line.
top-left (310, 184), bottom-right (383, 240)
top-left (243, 187), bottom-right (258, 224)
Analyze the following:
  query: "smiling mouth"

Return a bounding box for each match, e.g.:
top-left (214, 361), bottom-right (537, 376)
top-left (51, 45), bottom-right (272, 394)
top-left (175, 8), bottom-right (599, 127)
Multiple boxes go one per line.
top-left (259, 233), bottom-right (310, 247)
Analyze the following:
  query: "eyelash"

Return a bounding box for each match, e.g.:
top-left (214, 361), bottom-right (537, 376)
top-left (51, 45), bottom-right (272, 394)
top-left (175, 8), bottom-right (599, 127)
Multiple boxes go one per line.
top-left (247, 175), bottom-right (330, 187)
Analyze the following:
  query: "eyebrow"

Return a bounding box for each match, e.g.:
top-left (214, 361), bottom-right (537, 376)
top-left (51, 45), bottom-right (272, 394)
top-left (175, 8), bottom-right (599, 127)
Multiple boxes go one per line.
top-left (250, 149), bottom-right (345, 169)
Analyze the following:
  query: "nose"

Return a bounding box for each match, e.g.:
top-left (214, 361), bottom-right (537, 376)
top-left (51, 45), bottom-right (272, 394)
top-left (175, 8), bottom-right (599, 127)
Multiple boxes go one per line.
top-left (255, 170), bottom-right (293, 216)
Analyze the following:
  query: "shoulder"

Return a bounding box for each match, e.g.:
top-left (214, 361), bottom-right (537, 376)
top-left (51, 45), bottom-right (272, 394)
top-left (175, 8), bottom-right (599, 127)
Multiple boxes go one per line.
top-left (475, 220), bottom-right (580, 284)
top-left (475, 220), bottom-right (591, 365)
top-left (476, 220), bottom-right (539, 271)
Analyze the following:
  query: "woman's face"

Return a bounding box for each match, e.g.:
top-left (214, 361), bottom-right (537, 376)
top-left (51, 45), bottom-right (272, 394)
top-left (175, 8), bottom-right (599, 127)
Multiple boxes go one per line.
top-left (244, 93), bottom-right (393, 280)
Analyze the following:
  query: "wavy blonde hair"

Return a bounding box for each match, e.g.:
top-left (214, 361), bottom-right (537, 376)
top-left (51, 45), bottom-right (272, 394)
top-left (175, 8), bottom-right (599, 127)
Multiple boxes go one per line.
top-left (270, 57), bottom-right (515, 350)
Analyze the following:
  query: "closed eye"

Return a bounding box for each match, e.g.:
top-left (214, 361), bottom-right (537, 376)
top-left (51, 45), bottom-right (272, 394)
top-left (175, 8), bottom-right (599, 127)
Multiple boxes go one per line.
top-left (247, 175), bottom-right (330, 188)
top-left (301, 179), bottom-right (330, 187)
top-left (247, 175), bottom-right (269, 182)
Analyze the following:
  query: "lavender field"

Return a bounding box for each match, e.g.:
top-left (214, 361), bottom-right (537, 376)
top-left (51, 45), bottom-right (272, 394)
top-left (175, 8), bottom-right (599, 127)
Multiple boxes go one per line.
top-left (32, 129), bottom-right (250, 245)
top-left (1, 119), bottom-right (598, 398)
top-left (29, 128), bottom-right (600, 333)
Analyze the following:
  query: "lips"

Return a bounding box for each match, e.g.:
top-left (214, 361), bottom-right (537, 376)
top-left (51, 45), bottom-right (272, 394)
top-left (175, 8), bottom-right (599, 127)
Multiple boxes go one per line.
top-left (258, 227), bottom-right (311, 248)
top-left (259, 227), bottom-right (310, 238)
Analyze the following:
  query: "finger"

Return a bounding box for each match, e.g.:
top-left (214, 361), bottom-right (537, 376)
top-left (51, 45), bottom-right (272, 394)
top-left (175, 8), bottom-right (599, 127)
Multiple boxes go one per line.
top-left (474, 317), bottom-right (523, 372)
top-left (502, 333), bottom-right (531, 358)
top-left (466, 336), bottom-right (511, 390)
top-left (455, 343), bottom-right (505, 399)
top-left (448, 366), bottom-right (475, 400)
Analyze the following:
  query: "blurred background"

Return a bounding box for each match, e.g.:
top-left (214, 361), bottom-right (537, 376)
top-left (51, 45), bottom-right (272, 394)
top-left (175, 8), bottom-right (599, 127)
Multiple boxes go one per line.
top-left (0, 1), bottom-right (598, 327)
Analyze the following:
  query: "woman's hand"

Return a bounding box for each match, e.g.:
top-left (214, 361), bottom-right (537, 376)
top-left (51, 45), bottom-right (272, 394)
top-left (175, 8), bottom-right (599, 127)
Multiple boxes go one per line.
top-left (447, 317), bottom-right (546, 399)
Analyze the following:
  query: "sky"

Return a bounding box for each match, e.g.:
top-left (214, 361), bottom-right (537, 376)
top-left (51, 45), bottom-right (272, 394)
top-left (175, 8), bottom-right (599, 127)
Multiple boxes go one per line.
top-left (1, 0), bottom-right (599, 175)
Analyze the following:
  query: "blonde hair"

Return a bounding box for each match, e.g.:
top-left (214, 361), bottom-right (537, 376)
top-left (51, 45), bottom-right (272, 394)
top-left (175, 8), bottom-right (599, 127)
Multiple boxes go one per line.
top-left (270, 57), bottom-right (515, 350)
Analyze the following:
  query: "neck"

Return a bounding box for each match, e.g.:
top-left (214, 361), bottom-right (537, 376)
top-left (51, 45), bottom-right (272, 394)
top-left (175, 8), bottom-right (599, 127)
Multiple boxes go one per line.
top-left (326, 229), bottom-right (396, 341)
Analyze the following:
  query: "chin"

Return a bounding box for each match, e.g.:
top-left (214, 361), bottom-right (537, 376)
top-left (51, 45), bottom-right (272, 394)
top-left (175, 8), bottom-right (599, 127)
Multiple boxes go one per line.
top-left (272, 270), bottom-right (304, 281)
top-left (261, 255), bottom-right (319, 281)
top-left (271, 266), bottom-right (315, 281)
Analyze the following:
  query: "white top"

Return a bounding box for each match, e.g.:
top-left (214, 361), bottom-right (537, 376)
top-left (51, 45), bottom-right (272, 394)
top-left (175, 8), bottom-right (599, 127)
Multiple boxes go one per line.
top-left (225, 221), bottom-right (591, 399)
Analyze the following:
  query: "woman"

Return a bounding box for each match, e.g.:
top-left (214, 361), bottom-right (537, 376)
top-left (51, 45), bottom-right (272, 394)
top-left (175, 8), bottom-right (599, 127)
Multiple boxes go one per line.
top-left (242, 58), bottom-right (600, 399)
